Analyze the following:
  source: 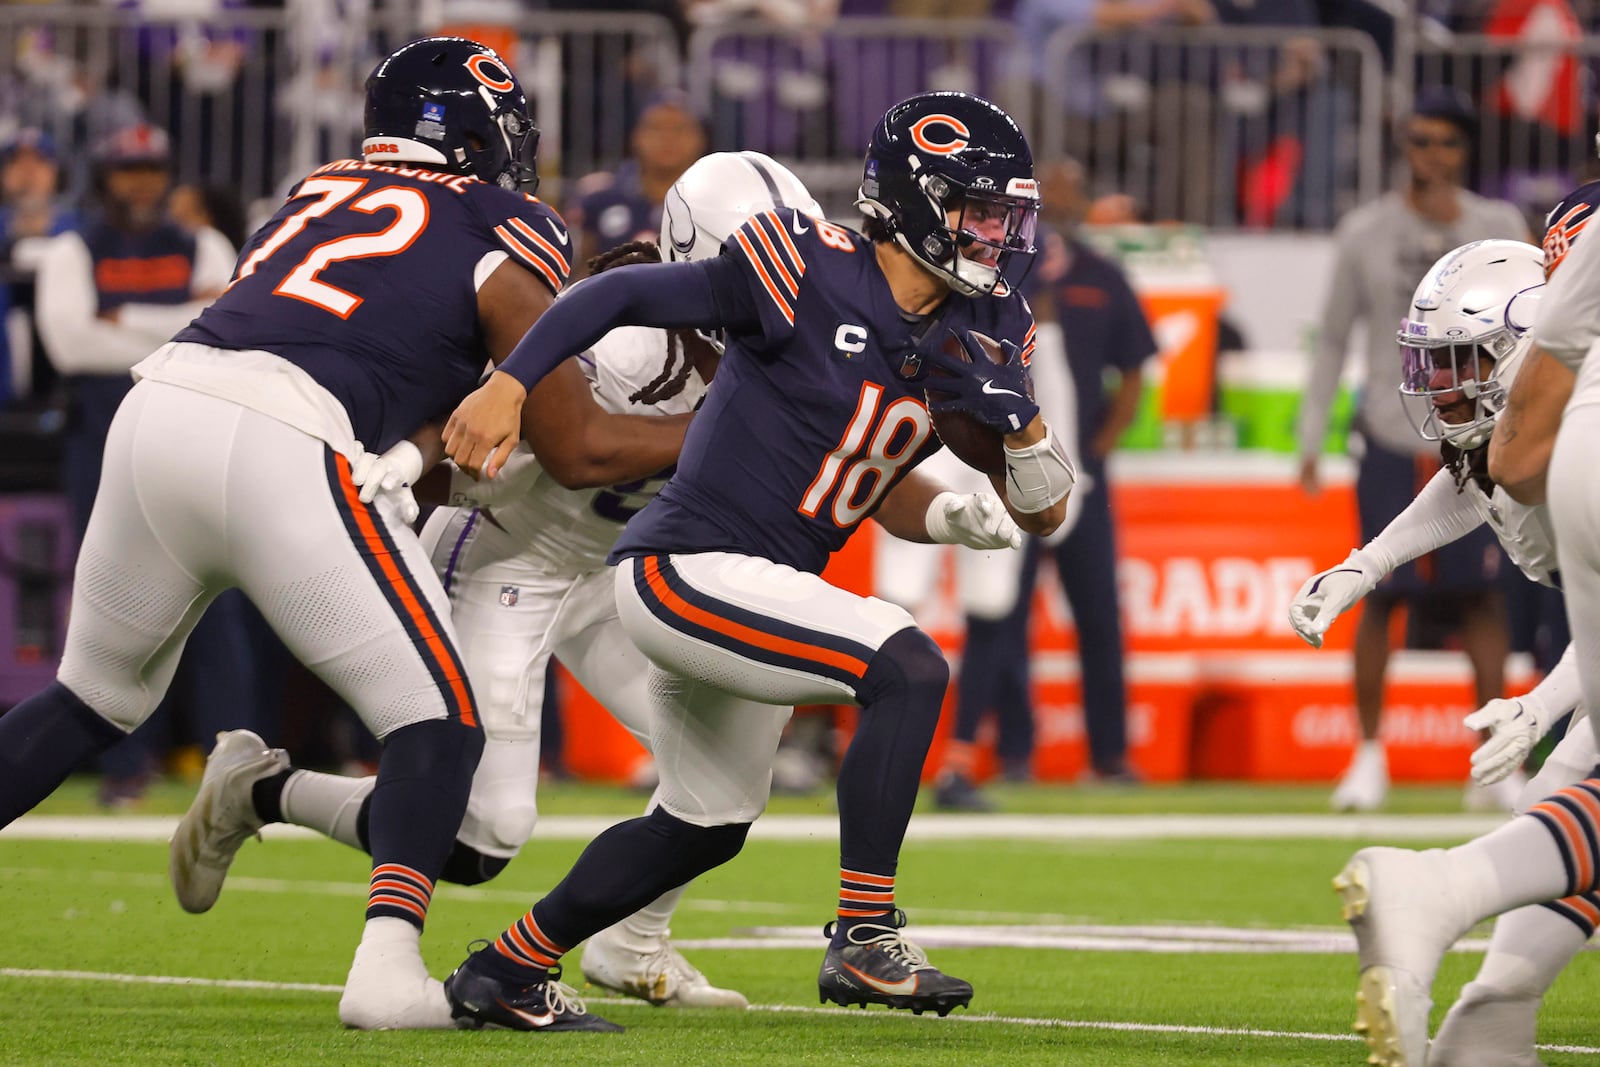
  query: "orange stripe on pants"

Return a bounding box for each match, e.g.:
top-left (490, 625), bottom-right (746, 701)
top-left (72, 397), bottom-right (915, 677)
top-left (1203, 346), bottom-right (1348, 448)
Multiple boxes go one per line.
top-left (641, 557), bottom-right (868, 681)
top-left (333, 455), bottom-right (476, 728)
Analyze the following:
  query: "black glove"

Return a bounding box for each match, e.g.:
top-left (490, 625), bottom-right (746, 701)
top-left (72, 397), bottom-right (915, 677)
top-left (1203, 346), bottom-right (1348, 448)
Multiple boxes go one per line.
top-left (923, 329), bottom-right (1040, 434)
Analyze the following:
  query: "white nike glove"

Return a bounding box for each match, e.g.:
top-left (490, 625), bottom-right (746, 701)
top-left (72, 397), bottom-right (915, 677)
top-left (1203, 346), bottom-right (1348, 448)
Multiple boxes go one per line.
top-left (350, 439), bottom-right (423, 524)
top-left (1464, 696), bottom-right (1550, 786)
top-left (1287, 548), bottom-right (1384, 649)
top-left (447, 446), bottom-right (542, 508)
top-left (924, 491), bottom-right (1022, 550)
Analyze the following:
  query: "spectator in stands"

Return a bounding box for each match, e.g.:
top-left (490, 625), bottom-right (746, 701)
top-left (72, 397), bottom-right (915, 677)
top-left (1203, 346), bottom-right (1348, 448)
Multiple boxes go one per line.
top-left (1212, 0), bottom-right (1352, 227)
top-left (168, 181), bottom-right (247, 250)
top-left (0, 129), bottom-right (79, 408)
top-left (935, 158), bottom-right (1156, 808)
top-left (565, 92), bottom-right (705, 277)
top-left (33, 122), bottom-right (267, 806)
top-left (1295, 88), bottom-right (1530, 812)
top-left (1013, 0), bottom-right (1219, 224)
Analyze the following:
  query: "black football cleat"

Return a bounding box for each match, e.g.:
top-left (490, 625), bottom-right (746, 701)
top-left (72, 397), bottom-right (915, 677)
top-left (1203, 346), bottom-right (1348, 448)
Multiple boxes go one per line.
top-left (817, 909), bottom-right (973, 1016)
top-left (445, 952), bottom-right (623, 1033)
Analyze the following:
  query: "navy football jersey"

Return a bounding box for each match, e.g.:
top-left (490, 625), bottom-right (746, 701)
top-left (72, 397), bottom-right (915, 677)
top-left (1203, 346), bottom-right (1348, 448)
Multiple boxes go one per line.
top-left (176, 158), bottom-right (571, 452)
top-left (612, 208), bottom-right (1037, 575)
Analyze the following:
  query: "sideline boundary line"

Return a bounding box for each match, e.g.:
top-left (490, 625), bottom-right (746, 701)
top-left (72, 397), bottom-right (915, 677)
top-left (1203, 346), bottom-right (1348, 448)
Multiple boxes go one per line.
top-left (0, 812), bottom-right (1513, 844)
top-left (2, 966), bottom-right (1597, 1055)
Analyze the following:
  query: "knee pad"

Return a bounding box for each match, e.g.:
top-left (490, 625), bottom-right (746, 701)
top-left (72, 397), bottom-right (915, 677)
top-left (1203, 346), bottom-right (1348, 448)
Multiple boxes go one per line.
top-left (439, 840), bottom-right (512, 886)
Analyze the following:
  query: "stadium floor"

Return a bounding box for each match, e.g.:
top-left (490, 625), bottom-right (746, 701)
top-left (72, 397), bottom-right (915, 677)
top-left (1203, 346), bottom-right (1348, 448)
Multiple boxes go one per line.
top-left (3, 779), bottom-right (1598, 1065)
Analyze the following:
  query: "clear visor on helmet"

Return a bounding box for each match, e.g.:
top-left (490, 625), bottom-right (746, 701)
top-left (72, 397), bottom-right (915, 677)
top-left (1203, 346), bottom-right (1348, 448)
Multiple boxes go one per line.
top-left (949, 189), bottom-right (1039, 285)
top-left (1397, 337), bottom-right (1497, 446)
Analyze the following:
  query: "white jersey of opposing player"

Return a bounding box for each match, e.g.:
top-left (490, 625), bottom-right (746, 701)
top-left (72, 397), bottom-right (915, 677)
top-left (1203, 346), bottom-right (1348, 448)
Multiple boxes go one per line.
top-left (477, 325), bottom-right (707, 575)
top-left (1462, 477), bottom-right (1560, 587)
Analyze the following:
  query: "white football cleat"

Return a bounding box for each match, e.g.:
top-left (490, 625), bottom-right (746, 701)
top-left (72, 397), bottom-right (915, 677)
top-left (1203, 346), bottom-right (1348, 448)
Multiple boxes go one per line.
top-left (338, 929), bottom-right (455, 1030)
top-left (1430, 982), bottom-right (1546, 1067)
top-left (581, 927), bottom-right (748, 1008)
top-left (1331, 743), bottom-right (1389, 812)
top-left (169, 729), bottom-right (289, 913)
top-left (1463, 769), bottom-right (1529, 814)
top-left (1334, 847), bottom-right (1476, 1066)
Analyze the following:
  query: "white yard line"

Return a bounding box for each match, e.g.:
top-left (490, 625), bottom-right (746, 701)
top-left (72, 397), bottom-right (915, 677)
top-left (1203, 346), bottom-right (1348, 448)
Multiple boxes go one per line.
top-left (0, 812), bottom-right (1513, 843)
top-left (1, 966), bottom-right (1597, 1055)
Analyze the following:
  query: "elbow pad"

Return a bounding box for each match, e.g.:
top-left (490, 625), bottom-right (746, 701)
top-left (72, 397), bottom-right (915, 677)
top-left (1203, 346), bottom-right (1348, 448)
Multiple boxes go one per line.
top-left (1002, 427), bottom-right (1076, 514)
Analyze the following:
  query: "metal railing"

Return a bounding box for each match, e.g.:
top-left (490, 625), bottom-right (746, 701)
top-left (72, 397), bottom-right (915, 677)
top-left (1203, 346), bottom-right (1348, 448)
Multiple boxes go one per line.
top-left (1412, 33), bottom-right (1600, 220)
top-left (1037, 25), bottom-right (1386, 230)
top-left (0, 6), bottom-right (681, 209)
top-left (684, 17), bottom-right (1027, 216)
top-left (1, 8), bottom-right (1591, 233)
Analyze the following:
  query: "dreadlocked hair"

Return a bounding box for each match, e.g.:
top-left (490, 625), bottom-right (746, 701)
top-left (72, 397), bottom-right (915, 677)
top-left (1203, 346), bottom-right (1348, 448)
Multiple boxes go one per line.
top-left (1441, 439), bottom-right (1494, 496)
top-left (584, 239), bottom-right (698, 406)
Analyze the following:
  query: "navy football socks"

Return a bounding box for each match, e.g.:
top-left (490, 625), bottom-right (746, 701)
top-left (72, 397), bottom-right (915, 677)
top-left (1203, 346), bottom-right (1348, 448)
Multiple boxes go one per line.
top-left (0, 682), bottom-right (125, 826)
top-left (832, 628), bottom-right (948, 944)
top-left (362, 717), bottom-right (483, 928)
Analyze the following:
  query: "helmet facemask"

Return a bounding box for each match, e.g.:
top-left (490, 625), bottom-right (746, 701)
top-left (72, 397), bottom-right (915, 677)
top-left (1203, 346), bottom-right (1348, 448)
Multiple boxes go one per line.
top-left (486, 103), bottom-right (539, 194)
top-left (924, 178), bottom-right (1040, 296)
top-left (1398, 327), bottom-right (1517, 451)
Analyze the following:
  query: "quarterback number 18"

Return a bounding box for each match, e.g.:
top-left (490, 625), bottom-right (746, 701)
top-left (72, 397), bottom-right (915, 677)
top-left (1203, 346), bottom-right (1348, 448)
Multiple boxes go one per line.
top-left (800, 382), bottom-right (932, 528)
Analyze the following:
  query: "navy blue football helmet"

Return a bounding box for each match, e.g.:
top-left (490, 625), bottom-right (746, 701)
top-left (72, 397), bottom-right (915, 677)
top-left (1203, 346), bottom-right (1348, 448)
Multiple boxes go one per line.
top-left (363, 36), bottom-right (539, 194)
top-left (857, 91), bottom-right (1039, 297)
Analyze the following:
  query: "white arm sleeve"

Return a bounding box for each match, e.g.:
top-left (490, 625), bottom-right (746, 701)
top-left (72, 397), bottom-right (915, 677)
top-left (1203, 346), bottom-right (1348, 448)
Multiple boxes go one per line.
top-left (1027, 322), bottom-right (1088, 538)
top-left (36, 233), bottom-right (171, 374)
top-left (1525, 643), bottom-right (1584, 725)
top-left (1360, 468), bottom-right (1486, 574)
top-left (116, 227), bottom-right (238, 341)
top-left (1535, 218), bottom-right (1600, 370)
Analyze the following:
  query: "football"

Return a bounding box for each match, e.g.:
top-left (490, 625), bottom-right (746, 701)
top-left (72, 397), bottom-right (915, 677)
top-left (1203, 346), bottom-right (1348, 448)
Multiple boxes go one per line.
top-left (925, 331), bottom-right (1008, 475)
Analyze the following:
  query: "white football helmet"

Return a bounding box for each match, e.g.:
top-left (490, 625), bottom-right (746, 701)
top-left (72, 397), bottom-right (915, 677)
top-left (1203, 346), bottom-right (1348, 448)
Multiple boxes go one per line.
top-left (661, 151), bottom-right (823, 263)
top-left (1397, 239), bottom-right (1546, 451)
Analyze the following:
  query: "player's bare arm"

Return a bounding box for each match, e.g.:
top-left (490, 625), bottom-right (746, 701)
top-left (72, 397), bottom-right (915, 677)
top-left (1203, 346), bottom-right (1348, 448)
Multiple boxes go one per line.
top-left (1487, 343), bottom-right (1574, 505)
top-left (445, 258), bottom-right (740, 478)
top-left (522, 361), bottom-right (692, 489)
top-left (872, 469), bottom-right (950, 543)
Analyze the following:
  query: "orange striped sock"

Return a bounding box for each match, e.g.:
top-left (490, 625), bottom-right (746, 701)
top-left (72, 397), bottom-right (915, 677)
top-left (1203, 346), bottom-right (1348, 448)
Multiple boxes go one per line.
top-left (1526, 780), bottom-right (1600, 896)
top-left (838, 866), bottom-right (895, 921)
top-left (492, 910), bottom-right (567, 977)
top-left (1541, 889), bottom-right (1600, 936)
top-left (365, 863), bottom-right (433, 928)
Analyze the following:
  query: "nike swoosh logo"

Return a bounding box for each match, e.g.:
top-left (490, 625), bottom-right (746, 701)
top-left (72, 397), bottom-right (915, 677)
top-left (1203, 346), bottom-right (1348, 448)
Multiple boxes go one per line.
top-left (982, 381), bottom-right (1021, 398)
top-left (546, 219), bottom-right (570, 246)
top-left (497, 998), bottom-right (556, 1028)
top-left (841, 963), bottom-right (919, 996)
top-left (790, 213), bottom-right (809, 236)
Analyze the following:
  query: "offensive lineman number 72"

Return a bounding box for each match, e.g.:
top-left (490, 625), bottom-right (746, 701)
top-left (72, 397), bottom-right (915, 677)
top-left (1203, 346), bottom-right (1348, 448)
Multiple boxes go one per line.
top-left (229, 177), bottom-right (429, 318)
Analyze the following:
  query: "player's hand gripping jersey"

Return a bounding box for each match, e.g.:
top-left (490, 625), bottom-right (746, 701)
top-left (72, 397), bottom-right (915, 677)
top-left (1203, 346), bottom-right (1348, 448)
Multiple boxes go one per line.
top-left (457, 324), bottom-right (707, 575)
top-left (173, 159), bottom-right (570, 453)
top-left (610, 209), bottom-right (1037, 575)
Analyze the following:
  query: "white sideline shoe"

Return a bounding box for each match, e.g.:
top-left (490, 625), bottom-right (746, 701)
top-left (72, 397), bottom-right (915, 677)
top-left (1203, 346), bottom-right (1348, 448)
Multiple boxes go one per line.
top-left (1333, 847), bottom-right (1476, 1066)
top-left (1463, 769), bottom-right (1528, 814)
top-left (1331, 744), bottom-right (1389, 812)
top-left (169, 730), bottom-right (288, 913)
top-left (1430, 982), bottom-right (1546, 1067)
top-left (338, 931), bottom-right (455, 1030)
top-left (581, 927), bottom-right (749, 1008)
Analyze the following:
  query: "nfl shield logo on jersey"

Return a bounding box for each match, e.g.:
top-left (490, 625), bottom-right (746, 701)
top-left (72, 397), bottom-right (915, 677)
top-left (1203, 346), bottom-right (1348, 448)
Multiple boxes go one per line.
top-left (499, 585), bottom-right (519, 608)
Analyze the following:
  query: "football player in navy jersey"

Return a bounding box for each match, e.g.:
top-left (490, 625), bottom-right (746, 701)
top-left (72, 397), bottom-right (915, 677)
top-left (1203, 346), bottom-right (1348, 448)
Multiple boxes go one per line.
top-left (0, 37), bottom-right (688, 1030)
top-left (436, 92), bottom-right (1076, 1031)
